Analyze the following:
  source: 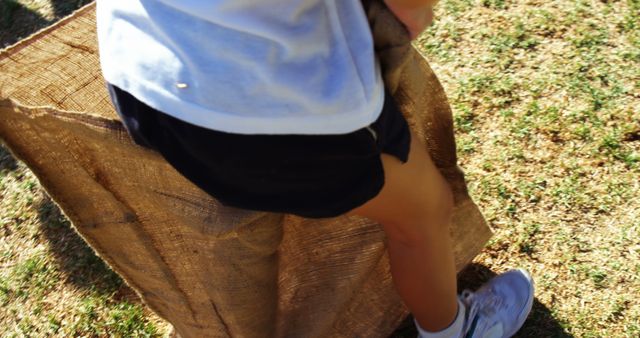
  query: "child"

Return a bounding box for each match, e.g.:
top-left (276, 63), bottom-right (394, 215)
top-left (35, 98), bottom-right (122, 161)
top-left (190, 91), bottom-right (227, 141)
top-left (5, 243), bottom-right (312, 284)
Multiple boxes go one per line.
top-left (97, 0), bottom-right (534, 337)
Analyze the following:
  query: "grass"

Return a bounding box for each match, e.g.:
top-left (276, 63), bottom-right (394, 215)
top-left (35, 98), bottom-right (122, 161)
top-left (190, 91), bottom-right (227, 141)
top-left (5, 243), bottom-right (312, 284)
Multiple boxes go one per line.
top-left (1, 0), bottom-right (640, 337)
top-left (416, 0), bottom-right (640, 336)
top-left (0, 0), bottom-right (93, 48)
top-left (1, 146), bottom-right (165, 337)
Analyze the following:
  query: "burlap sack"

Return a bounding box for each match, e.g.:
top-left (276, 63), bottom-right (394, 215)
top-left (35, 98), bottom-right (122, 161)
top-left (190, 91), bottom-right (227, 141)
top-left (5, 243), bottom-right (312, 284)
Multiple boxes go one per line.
top-left (0, 1), bottom-right (491, 337)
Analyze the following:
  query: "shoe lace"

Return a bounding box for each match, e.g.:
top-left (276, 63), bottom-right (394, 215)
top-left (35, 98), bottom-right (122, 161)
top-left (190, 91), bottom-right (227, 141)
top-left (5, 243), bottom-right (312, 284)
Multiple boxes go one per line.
top-left (460, 287), bottom-right (505, 338)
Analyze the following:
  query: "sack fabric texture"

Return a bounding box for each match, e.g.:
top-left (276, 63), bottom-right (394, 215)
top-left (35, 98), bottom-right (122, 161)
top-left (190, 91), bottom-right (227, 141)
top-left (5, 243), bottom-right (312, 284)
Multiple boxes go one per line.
top-left (0, 1), bottom-right (492, 337)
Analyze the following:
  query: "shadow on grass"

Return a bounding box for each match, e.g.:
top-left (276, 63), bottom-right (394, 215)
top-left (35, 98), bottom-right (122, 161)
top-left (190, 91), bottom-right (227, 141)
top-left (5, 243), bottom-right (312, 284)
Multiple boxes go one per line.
top-left (0, 0), bottom-right (92, 49)
top-left (50, 0), bottom-right (93, 19)
top-left (0, 0), bottom-right (51, 48)
top-left (3, 142), bottom-right (143, 321)
top-left (0, 144), bottom-right (19, 172)
top-left (390, 263), bottom-right (573, 338)
top-left (35, 193), bottom-right (140, 303)
top-left (2, 143), bottom-right (122, 297)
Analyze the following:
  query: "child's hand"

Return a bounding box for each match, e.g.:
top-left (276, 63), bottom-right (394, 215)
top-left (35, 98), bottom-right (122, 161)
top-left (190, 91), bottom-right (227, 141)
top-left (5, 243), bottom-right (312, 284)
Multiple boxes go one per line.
top-left (384, 1), bottom-right (435, 40)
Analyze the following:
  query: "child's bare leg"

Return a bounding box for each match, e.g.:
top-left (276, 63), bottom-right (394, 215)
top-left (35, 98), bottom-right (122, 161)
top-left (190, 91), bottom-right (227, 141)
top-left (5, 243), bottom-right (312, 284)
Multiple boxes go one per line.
top-left (346, 130), bottom-right (458, 332)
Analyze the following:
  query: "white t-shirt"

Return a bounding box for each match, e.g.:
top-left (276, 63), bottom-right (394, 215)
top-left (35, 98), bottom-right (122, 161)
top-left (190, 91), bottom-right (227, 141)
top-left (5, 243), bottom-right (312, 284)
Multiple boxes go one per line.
top-left (96, 0), bottom-right (385, 135)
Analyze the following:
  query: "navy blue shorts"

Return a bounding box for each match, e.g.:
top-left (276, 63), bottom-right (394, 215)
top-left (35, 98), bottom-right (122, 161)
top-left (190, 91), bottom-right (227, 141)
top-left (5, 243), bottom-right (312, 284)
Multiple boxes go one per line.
top-left (108, 84), bottom-right (411, 218)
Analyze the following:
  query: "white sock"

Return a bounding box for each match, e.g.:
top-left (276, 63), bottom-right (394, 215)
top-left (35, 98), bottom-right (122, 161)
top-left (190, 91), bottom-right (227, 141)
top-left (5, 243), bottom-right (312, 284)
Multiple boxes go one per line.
top-left (414, 298), bottom-right (466, 338)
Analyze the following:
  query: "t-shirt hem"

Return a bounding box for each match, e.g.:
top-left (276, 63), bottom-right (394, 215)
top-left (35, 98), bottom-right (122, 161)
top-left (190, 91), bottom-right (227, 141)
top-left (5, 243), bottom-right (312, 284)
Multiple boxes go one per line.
top-left (104, 76), bottom-right (385, 135)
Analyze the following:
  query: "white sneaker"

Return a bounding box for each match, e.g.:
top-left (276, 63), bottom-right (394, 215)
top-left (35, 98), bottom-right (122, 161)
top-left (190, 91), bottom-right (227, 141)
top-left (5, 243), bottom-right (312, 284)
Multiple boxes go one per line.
top-left (460, 269), bottom-right (534, 338)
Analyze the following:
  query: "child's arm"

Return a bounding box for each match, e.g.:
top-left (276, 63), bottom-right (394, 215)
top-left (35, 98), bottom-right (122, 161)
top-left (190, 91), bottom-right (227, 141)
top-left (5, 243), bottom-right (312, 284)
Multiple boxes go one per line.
top-left (384, 0), bottom-right (438, 39)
